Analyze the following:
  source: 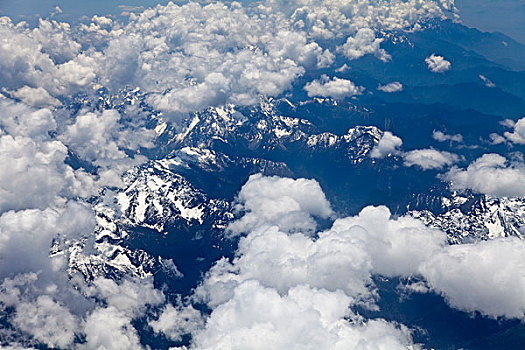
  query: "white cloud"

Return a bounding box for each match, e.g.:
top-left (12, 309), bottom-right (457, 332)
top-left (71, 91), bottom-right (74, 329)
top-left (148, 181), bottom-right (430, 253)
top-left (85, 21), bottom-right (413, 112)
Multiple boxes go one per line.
top-left (194, 176), bottom-right (449, 348)
top-left (370, 131), bottom-right (403, 158)
top-left (489, 133), bottom-right (506, 145)
top-left (503, 117), bottom-right (525, 144)
top-left (82, 307), bottom-right (142, 350)
top-left (0, 96), bottom-right (57, 139)
top-left (270, 0), bottom-right (455, 40)
top-left (377, 82), bottom-right (403, 93)
top-left (194, 174), bottom-right (525, 349)
top-left (444, 153), bottom-right (525, 197)
top-left (0, 1), bottom-right (454, 116)
top-left (86, 277), bottom-right (164, 318)
top-left (227, 174), bottom-right (333, 236)
top-left (0, 135), bottom-right (84, 211)
top-left (12, 295), bottom-right (79, 349)
top-left (304, 75), bottom-right (364, 99)
top-left (432, 130), bottom-right (463, 143)
top-left (0, 203), bottom-right (94, 349)
top-left (339, 28), bottom-right (391, 61)
top-left (0, 17), bottom-right (94, 96)
top-left (403, 148), bottom-right (460, 170)
top-left (81, 277), bottom-right (164, 350)
top-left (11, 86), bottom-right (61, 108)
top-left (193, 281), bottom-right (414, 350)
top-left (0, 203), bottom-right (94, 279)
top-left (200, 192), bottom-right (447, 310)
top-left (150, 304), bottom-right (204, 342)
top-left (420, 237), bottom-right (525, 319)
top-left (61, 109), bottom-right (154, 188)
top-left (425, 54), bottom-right (451, 73)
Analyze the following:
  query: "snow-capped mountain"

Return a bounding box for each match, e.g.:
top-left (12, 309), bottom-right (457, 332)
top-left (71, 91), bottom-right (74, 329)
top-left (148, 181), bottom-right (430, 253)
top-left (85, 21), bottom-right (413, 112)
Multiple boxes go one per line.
top-left (411, 194), bottom-right (525, 244)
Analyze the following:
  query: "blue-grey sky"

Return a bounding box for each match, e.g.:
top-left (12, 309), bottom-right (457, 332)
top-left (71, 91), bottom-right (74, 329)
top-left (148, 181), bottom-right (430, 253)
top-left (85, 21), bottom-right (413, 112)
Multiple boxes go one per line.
top-left (455, 0), bottom-right (525, 43)
top-left (1, 0), bottom-right (524, 44)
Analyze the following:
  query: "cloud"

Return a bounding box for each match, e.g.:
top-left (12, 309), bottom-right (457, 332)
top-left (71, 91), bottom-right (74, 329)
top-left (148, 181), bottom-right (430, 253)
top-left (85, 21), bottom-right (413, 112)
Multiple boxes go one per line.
top-left (0, 135), bottom-right (82, 211)
top-left (200, 188), bottom-right (446, 310)
top-left (60, 109), bottom-right (154, 188)
top-left (86, 277), bottom-right (164, 318)
top-left (0, 203), bottom-right (94, 349)
top-left (10, 86), bottom-right (61, 108)
top-left (432, 130), bottom-right (463, 143)
top-left (194, 175), bottom-right (450, 348)
top-left (0, 96), bottom-right (57, 139)
top-left (339, 28), bottom-right (391, 61)
top-left (403, 148), bottom-right (460, 170)
top-left (81, 307), bottom-right (142, 350)
top-left (0, 203), bottom-right (94, 279)
top-left (271, 0), bottom-right (455, 40)
top-left (377, 82), bottom-right (403, 93)
top-left (420, 237), bottom-right (525, 319)
top-left (150, 304), bottom-right (204, 342)
top-left (503, 117), bottom-right (525, 144)
top-left (12, 295), bottom-right (79, 349)
top-left (304, 75), bottom-right (364, 99)
top-left (370, 131), bottom-right (403, 158)
top-left (194, 174), bottom-right (525, 349)
top-left (193, 281), bottom-right (414, 350)
top-left (444, 153), bottom-right (525, 197)
top-left (425, 54), bottom-right (451, 73)
top-left (0, 1), bottom-right (454, 116)
top-left (81, 277), bottom-right (164, 350)
top-left (227, 174), bottom-right (333, 236)
top-left (489, 133), bottom-right (506, 144)
top-left (0, 17), bottom-right (94, 96)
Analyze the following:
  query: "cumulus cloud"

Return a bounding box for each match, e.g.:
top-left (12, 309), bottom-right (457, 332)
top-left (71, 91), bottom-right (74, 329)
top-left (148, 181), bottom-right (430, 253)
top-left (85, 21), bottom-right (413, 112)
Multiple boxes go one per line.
top-left (377, 81), bottom-right (403, 93)
top-left (0, 202), bottom-right (95, 279)
top-left (0, 203), bottom-right (94, 349)
top-left (0, 1), bottom-right (454, 116)
top-left (193, 175), bottom-right (451, 348)
top-left (80, 277), bottom-right (164, 350)
top-left (425, 54), bottom-right (451, 73)
top-left (271, 0), bottom-right (455, 40)
top-left (370, 131), bottom-right (403, 158)
top-left (193, 281), bottom-right (414, 350)
top-left (0, 1), bottom-right (463, 347)
top-left (194, 174), bottom-right (525, 349)
top-left (432, 130), bottom-right (463, 143)
top-left (444, 153), bottom-right (525, 197)
top-left (227, 174), bottom-right (333, 236)
top-left (0, 96), bottom-right (57, 140)
top-left (60, 109), bottom-right (154, 188)
top-left (0, 17), bottom-right (94, 96)
top-left (201, 184), bottom-right (448, 308)
top-left (339, 28), bottom-right (391, 61)
top-left (503, 117), bottom-right (525, 144)
top-left (403, 148), bottom-right (460, 170)
top-left (11, 86), bottom-right (61, 108)
top-left (420, 237), bottom-right (525, 319)
top-left (12, 295), bottom-right (79, 348)
top-left (82, 307), bottom-right (142, 350)
top-left (150, 304), bottom-right (204, 342)
top-left (304, 75), bottom-right (364, 99)
top-left (0, 135), bottom-right (88, 211)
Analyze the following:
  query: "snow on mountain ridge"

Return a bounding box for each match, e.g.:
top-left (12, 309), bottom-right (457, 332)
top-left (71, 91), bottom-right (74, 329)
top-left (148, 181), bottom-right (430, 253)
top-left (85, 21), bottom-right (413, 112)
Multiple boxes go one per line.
top-left (410, 195), bottom-right (525, 244)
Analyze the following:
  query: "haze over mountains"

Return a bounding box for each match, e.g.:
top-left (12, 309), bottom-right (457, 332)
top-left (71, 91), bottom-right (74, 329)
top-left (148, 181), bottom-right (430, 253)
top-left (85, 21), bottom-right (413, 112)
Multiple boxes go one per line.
top-left (0, 1), bottom-right (524, 349)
